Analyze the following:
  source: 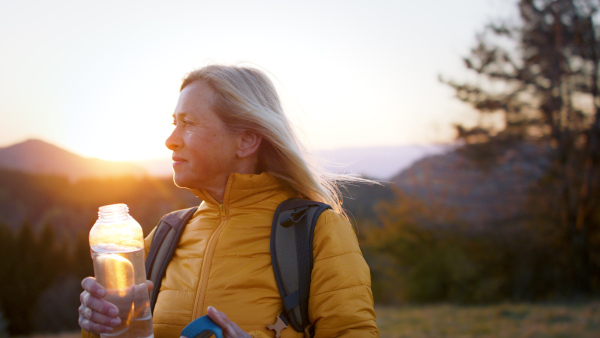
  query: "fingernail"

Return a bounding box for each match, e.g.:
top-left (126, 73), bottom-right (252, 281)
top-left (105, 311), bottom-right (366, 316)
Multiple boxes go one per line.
top-left (110, 318), bottom-right (121, 326)
top-left (109, 308), bottom-right (118, 317)
top-left (97, 289), bottom-right (105, 297)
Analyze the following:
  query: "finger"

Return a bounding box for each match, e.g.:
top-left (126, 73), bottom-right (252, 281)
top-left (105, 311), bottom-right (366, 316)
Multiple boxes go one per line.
top-left (80, 304), bottom-right (122, 327)
top-left (207, 306), bottom-right (249, 337)
top-left (81, 277), bottom-right (106, 298)
top-left (81, 291), bottom-right (119, 317)
top-left (79, 316), bottom-right (116, 334)
top-left (207, 306), bottom-right (232, 332)
top-left (146, 280), bottom-right (154, 292)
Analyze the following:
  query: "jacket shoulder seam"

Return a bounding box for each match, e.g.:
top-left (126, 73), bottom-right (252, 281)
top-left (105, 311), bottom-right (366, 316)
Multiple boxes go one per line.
top-left (309, 284), bottom-right (372, 298)
top-left (313, 250), bottom-right (362, 263)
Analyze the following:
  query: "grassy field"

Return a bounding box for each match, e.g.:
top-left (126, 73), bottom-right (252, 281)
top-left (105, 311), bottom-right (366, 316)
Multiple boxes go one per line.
top-left (17, 302), bottom-right (600, 337)
top-left (376, 302), bottom-right (600, 337)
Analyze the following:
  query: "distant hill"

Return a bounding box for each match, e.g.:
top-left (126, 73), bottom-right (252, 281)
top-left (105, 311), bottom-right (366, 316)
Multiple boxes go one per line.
top-left (391, 143), bottom-right (551, 230)
top-left (315, 144), bottom-right (452, 180)
top-left (0, 139), bottom-right (146, 181)
top-left (0, 166), bottom-right (198, 236)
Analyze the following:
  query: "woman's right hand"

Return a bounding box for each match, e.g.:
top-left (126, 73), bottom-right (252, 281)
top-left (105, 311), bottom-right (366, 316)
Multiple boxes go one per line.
top-left (78, 277), bottom-right (121, 334)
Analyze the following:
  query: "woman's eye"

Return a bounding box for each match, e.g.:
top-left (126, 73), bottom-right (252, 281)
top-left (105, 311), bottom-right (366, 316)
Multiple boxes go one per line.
top-left (172, 120), bottom-right (191, 126)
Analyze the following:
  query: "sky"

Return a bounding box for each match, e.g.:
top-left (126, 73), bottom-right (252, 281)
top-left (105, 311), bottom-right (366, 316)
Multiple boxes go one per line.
top-left (0, 0), bottom-right (517, 161)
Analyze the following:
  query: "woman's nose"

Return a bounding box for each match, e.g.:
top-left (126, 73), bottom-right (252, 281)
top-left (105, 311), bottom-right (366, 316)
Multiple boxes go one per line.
top-left (165, 128), bottom-right (182, 151)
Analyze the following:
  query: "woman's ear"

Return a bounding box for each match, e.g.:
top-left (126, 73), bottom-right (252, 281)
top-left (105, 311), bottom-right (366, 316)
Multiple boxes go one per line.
top-left (236, 131), bottom-right (262, 159)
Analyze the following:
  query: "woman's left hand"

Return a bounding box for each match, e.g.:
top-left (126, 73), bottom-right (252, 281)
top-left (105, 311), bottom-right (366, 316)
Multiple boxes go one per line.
top-left (180, 306), bottom-right (251, 338)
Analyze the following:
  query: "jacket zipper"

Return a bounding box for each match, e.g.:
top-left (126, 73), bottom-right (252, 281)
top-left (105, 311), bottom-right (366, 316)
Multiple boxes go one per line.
top-left (193, 202), bottom-right (228, 319)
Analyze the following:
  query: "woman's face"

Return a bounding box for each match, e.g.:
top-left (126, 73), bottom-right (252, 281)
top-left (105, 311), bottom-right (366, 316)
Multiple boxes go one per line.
top-left (165, 81), bottom-right (239, 193)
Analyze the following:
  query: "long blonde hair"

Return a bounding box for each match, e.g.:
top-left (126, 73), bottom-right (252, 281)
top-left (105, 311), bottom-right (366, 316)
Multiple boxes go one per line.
top-left (181, 65), bottom-right (367, 216)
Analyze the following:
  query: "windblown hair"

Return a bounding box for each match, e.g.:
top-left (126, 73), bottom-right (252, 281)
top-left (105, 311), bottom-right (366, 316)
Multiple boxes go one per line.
top-left (181, 64), bottom-right (367, 216)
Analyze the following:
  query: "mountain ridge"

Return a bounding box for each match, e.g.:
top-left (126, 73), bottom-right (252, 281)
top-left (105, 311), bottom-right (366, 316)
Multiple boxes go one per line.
top-left (391, 143), bottom-right (550, 229)
top-left (0, 139), bottom-right (146, 181)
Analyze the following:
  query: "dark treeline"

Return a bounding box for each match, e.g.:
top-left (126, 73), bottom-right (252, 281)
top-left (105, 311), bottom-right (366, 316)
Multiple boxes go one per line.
top-left (0, 168), bottom-right (200, 335)
top-left (0, 222), bottom-right (91, 334)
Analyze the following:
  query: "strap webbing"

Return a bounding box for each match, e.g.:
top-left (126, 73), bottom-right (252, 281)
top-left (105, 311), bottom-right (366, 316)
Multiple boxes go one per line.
top-left (270, 198), bottom-right (331, 335)
top-left (145, 207), bottom-right (197, 314)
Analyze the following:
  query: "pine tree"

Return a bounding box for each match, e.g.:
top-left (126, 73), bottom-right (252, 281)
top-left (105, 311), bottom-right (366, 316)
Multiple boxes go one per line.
top-left (443, 0), bottom-right (600, 295)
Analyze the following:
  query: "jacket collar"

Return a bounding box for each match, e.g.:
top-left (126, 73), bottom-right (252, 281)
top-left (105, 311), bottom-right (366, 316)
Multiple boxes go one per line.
top-left (190, 172), bottom-right (293, 208)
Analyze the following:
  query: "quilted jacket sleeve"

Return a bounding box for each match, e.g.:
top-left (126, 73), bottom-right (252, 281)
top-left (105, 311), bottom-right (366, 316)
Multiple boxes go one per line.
top-left (309, 210), bottom-right (379, 337)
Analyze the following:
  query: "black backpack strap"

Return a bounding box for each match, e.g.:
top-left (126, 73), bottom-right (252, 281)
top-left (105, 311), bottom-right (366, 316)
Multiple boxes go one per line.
top-left (270, 198), bottom-right (331, 335)
top-left (145, 206), bottom-right (198, 314)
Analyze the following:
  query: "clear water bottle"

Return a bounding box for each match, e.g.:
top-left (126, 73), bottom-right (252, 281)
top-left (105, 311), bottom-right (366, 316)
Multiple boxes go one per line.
top-left (90, 204), bottom-right (154, 338)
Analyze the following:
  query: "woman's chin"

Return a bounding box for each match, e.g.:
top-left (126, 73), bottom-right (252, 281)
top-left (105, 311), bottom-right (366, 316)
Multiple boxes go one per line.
top-left (172, 174), bottom-right (191, 189)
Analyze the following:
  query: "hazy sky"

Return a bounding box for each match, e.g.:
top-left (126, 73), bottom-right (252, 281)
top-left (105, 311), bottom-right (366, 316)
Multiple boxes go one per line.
top-left (0, 0), bottom-right (516, 161)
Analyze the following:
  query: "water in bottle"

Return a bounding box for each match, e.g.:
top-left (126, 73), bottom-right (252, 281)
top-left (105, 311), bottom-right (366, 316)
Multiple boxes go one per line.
top-left (90, 204), bottom-right (154, 338)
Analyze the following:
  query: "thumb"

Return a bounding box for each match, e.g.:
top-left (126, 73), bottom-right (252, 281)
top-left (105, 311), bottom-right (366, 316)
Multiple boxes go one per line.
top-left (146, 280), bottom-right (154, 292)
top-left (207, 306), bottom-right (227, 326)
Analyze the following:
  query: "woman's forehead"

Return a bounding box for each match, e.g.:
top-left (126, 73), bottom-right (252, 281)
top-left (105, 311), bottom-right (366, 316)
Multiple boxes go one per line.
top-left (175, 82), bottom-right (215, 114)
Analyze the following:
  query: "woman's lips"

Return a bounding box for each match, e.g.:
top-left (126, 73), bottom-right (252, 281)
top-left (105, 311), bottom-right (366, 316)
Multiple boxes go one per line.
top-left (172, 156), bottom-right (186, 166)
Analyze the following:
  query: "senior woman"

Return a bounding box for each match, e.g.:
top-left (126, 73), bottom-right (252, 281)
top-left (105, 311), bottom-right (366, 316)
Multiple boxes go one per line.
top-left (79, 65), bottom-right (378, 337)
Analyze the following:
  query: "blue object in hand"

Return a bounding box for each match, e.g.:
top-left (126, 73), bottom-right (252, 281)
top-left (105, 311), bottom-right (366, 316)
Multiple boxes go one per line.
top-left (180, 315), bottom-right (223, 338)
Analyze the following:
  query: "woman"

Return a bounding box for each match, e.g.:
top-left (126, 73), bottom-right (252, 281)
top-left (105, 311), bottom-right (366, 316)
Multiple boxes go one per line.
top-left (79, 65), bottom-right (378, 337)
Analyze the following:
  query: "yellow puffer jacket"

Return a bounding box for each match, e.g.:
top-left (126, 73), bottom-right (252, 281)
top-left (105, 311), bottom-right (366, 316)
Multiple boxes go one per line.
top-left (83, 172), bottom-right (378, 338)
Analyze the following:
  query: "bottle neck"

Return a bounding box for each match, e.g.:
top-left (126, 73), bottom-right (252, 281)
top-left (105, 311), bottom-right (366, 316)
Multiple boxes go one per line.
top-left (98, 203), bottom-right (129, 222)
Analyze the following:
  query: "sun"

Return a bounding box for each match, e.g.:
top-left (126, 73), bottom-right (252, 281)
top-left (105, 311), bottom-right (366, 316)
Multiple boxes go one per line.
top-left (63, 69), bottom-right (182, 162)
top-left (66, 108), bottom-right (175, 162)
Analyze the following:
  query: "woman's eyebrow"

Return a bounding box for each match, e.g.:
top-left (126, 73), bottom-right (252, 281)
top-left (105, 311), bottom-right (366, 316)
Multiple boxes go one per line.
top-left (172, 112), bottom-right (188, 119)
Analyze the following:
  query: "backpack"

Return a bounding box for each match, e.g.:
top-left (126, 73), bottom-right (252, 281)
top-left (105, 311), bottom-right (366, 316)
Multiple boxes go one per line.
top-left (144, 198), bottom-right (331, 337)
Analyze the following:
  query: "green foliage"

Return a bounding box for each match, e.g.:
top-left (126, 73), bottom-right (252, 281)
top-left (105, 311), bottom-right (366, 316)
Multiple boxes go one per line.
top-left (360, 190), bottom-right (496, 304)
top-left (361, 186), bottom-right (595, 304)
